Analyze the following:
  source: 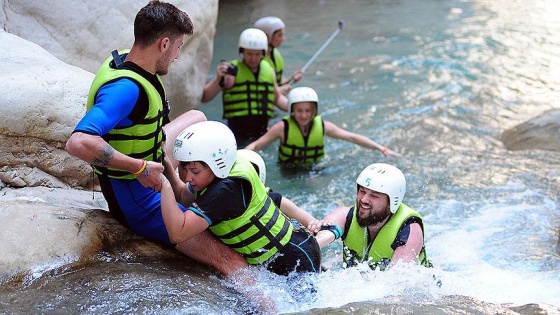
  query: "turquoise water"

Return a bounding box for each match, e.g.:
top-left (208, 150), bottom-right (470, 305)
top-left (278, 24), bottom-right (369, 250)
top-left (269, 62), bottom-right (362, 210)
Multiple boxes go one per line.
top-left (204, 0), bottom-right (560, 312)
top-left (2, 0), bottom-right (560, 314)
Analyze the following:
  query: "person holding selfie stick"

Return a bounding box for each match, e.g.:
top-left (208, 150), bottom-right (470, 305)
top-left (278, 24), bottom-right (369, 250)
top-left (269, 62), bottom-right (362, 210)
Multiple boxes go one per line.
top-left (201, 28), bottom-right (288, 147)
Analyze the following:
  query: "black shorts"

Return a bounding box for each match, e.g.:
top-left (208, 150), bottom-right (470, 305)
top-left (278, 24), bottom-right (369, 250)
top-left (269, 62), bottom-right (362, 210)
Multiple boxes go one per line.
top-left (265, 229), bottom-right (322, 276)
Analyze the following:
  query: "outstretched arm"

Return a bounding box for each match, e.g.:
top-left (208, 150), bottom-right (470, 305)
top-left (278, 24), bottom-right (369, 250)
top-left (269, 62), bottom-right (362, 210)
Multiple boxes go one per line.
top-left (244, 120), bottom-right (285, 151)
top-left (308, 205), bottom-right (350, 248)
top-left (279, 196), bottom-right (317, 228)
top-left (277, 70), bottom-right (305, 95)
top-left (323, 121), bottom-right (401, 158)
top-left (282, 69), bottom-right (304, 85)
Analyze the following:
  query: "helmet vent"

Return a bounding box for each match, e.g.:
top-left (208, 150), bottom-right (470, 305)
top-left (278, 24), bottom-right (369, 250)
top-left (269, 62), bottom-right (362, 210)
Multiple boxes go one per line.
top-left (215, 158), bottom-right (226, 169)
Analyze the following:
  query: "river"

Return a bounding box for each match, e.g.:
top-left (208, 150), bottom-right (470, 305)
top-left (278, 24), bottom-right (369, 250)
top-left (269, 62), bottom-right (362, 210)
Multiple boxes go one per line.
top-left (2, 0), bottom-right (560, 314)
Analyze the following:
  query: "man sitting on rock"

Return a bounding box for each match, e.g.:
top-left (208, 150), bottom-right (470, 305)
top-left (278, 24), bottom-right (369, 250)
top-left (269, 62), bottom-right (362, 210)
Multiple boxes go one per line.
top-left (65, 0), bottom-right (247, 277)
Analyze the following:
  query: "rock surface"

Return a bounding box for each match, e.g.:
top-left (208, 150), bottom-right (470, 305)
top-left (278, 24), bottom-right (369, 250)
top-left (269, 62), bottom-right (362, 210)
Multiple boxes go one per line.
top-left (0, 30), bottom-right (94, 188)
top-left (0, 0), bottom-right (218, 118)
top-left (0, 186), bottom-right (180, 284)
top-left (501, 109), bottom-right (560, 152)
top-left (0, 1), bottom-right (217, 282)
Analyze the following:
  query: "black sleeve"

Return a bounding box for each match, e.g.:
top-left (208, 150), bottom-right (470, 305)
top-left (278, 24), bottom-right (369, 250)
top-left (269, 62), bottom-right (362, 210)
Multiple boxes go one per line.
top-left (195, 178), bottom-right (252, 224)
top-left (391, 217), bottom-right (423, 250)
top-left (267, 188), bottom-right (283, 208)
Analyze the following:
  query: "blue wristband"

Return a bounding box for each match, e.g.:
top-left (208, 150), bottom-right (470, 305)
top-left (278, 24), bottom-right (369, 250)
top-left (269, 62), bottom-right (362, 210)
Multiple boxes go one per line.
top-left (319, 224), bottom-right (343, 240)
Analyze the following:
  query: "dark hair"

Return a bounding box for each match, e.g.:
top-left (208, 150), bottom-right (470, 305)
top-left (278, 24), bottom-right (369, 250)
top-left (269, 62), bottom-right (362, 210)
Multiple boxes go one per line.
top-left (179, 160), bottom-right (208, 169)
top-left (134, 1), bottom-right (194, 47)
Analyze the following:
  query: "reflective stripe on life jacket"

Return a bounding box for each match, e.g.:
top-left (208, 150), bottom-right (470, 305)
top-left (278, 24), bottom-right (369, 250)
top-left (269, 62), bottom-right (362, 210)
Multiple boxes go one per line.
top-left (86, 50), bottom-right (165, 179)
top-left (222, 59), bottom-right (276, 119)
top-left (208, 155), bottom-right (293, 265)
top-left (278, 116), bottom-right (325, 164)
top-left (342, 203), bottom-right (431, 269)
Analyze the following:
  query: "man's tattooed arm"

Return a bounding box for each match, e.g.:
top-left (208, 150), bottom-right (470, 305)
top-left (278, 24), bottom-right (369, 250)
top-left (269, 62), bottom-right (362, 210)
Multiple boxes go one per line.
top-left (92, 144), bottom-right (114, 167)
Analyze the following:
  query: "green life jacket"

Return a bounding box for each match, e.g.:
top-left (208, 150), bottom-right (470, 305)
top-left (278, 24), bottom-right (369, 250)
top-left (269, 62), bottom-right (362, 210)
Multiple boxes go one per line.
top-left (222, 59), bottom-right (276, 119)
top-left (263, 47), bottom-right (284, 85)
top-left (278, 116), bottom-right (325, 164)
top-left (86, 49), bottom-right (165, 180)
top-left (342, 203), bottom-right (432, 270)
top-left (207, 156), bottom-right (293, 265)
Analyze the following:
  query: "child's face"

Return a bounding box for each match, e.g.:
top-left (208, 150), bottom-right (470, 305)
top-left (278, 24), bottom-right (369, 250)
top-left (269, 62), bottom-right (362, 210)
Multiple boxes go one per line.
top-left (292, 102), bottom-right (317, 126)
top-left (179, 161), bottom-right (215, 191)
top-left (270, 29), bottom-right (285, 48)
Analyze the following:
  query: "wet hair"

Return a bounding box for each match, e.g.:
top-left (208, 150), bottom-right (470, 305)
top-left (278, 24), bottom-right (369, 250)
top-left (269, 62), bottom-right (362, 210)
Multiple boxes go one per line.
top-left (134, 0), bottom-right (194, 47)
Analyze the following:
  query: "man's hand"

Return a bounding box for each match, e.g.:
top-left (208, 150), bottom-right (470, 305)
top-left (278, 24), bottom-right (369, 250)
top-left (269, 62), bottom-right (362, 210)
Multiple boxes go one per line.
top-left (307, 219), bottom-right (333, 234)
top-left (135, 161), bottom-right (164, 191)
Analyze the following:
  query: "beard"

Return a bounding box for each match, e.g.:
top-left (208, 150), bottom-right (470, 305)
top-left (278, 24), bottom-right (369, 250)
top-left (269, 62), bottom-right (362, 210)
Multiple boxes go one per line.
top-left (155, 49), bottom-right (173, 75)
top-left (155, 59), bottom-right (169, 75)
top-left (356, 205), bottom-right (390, 227)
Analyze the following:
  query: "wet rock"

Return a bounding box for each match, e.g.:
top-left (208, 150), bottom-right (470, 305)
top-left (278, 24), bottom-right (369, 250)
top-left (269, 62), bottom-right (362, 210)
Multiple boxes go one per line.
top-left (501, 109), bottom-right (560, 152)
top-left (0, 0), bottom-right (220, 288)
top-left (0, 186), bottom-right (177, 284)
top-left (0, 166), bottom-right (68, 188)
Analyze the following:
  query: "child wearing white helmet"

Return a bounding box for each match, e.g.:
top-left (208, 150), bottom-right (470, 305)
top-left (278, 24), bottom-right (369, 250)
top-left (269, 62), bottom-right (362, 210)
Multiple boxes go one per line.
top-left (254, 16), bottom-right (304, 95)
top-left (245, 86), bottom-right (401, 165)
top-left (160, 121), bottom-right (322, 276)
top-left (201, 28), bottom-right (289, 147)
top-left (308, 163), bottom-right (432, 270)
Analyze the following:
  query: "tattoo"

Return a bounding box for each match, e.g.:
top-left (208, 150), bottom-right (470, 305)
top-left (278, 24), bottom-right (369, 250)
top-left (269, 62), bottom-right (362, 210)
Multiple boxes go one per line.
top-left (92, 145), bottom-right (114, 167)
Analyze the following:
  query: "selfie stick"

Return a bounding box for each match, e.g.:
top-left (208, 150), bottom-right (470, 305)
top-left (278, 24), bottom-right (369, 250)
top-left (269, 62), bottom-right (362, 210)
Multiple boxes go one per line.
top-left (288, 19), bottom-right (344, 85)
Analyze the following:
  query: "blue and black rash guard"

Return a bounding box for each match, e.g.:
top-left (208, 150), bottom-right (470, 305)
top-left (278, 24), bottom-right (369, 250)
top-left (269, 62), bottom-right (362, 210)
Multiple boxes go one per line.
top-left (75, 79), bottom-right (138, 134)
top-left (188, 179), bottom-right (286, 225)
top-left (72, 60), bottom-right (179, 246)
top-left (74, 62), bottom-right (161, 136)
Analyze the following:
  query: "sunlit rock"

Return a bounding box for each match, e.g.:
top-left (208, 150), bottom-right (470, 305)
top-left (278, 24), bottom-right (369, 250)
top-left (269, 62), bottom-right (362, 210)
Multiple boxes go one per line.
top-left (0, 31), bottom-right (94, 188)
top-left (0, 0), bottom-right (218, 118)
top-left (0, 187), bottom-right (178, 284)
top-left (501, 109), bottom-right (560, 152)
top-left (0, 0), bottom-right (219, 286)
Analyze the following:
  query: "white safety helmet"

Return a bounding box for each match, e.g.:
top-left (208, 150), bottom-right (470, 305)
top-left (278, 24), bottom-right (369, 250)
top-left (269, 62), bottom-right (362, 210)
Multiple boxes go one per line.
top-left (173, 121), bottom-right (237, 179)
top-left (238, 28), bottom-right (268, 53)
top-left (288, 87), bottom-right (319, 114)
top-left (254, 16), bottom-right (285, 38)
top-left (237, 149), bottom-right (267, 184)
top-left (355, 163), bottom-right (406, 213)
